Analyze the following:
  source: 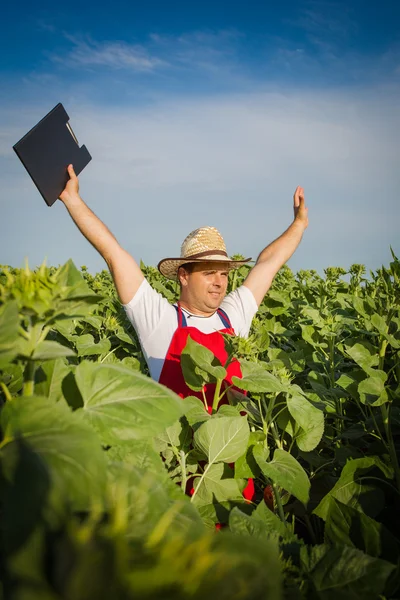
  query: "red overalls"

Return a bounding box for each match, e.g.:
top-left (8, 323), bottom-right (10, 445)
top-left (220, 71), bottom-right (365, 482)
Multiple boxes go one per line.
top-left (158, 303), bottom-right (255, 501)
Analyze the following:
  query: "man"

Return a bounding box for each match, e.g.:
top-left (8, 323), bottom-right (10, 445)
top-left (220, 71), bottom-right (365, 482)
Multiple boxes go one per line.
top-left (59, 164), bottom-right (308, 406)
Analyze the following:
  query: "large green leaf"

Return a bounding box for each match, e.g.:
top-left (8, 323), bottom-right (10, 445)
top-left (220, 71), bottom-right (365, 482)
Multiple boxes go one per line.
top-left (72, 334), bottom-right (111, 357)
top-left (325, 498), bottom-right (400, 562)
top-left (230, 505), bottom-right (296, 542)
top-left (252, 500), bottom-right (296, 541)
top-left (31, 340), bottom-right (76, 361)
top-left (358, 376), bottom-right (388, 406)
top-left (192, 463), bottom-right (243, 506)
top-left (313, 456), bottom-right (393, 521)
top-left (1, 439), bottom-right (50, 555)
top-left (107, 462), bottom-right (202, 539)
top-left (76, 362), bottom-right (185, 444)
top-left (286, 392), bottom-right (324, 451)
top-left (345, 341), bottom-right (379, 371)
top-left (0, 301), bottom-right (20, 369)
top-left (0, 396), bottom-right (106, 510)
top-left (106, 439), bottom-right (168, 479)
top-left (184, 396), bottom-right (210, 429)
top-left (181, 335), bottom-right (227, 390)
top-left (232, 360), bottom-right (284, 393)
top-left (55, 259), bottom-right (96, 298)
top-left (235, 431), bottom-right (268, 478)
top-left (34, 359), bottom-right (71, 402)
top-left (300, 543), bottom-right (395, 599)
top-left (254, 446), bottom-right (310, 505)
top-left (193, 415), bottom-right (250, 464)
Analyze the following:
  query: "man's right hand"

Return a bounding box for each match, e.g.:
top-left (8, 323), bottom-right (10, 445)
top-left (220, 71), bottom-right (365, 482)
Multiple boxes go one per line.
top-left (59, 164), bottom-right (80, 204)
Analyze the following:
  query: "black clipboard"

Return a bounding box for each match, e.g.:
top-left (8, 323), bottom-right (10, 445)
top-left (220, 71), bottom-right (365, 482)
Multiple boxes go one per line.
top-left (13, 103), bottom-right (92, 207)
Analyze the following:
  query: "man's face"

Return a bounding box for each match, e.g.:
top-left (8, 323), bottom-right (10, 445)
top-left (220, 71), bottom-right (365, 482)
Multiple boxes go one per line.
top-left (179, 262), bottom-right (230, 314)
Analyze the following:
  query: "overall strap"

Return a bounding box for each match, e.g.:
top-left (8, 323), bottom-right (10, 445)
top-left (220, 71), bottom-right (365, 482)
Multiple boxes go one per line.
top-left (174, 304), bottom-right (231, 329)
top-left (217, 307), bottom-right (232, 329)
top-left (174, 304), bottom-right (187, 328)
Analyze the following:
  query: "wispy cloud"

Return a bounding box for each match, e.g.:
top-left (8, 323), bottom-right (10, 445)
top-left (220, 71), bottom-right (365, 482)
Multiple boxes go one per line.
top-left (51, 35), bottom-right (167, 71)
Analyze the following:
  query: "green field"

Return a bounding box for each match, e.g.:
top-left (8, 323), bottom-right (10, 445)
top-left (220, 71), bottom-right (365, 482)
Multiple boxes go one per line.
top-left (0, 255), bottom-right (399, 599)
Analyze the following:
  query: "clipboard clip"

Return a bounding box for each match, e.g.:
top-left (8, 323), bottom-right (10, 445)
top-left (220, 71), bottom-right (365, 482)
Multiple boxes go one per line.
top-left (66, 122), bottom-right (79, 145)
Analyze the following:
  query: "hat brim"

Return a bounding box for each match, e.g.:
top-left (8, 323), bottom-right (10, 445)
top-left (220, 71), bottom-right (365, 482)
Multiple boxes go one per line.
top-left (157, 255), bottom-right (252, 280)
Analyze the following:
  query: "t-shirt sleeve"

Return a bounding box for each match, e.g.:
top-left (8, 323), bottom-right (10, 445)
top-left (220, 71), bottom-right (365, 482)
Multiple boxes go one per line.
top-left (220, 285), bottom-right (258, 337)
top-left (122, 279), bottom-right (174, 344)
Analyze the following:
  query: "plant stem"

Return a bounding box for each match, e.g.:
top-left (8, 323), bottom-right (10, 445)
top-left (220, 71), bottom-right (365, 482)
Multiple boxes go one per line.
top-left (23, 360), bottom-right (36, 396)
top-left (212, 379), bottom-right (223, 412)
top-left (179, 450), bottom-right (187, 493)
top-left (201, 387), bottom-right (208, 411)
top-left (272, 482), bottom-right (286, 525)
top-left (381, 404), bottom-right (400, 492)
top-left (0, 381), bottom-right (12, 402)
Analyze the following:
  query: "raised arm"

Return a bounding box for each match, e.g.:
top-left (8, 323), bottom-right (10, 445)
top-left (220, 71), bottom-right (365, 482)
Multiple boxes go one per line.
top-left (59, 164), bottom-right (144, 304)
top-left (243, 186), bottom-right (308, 306)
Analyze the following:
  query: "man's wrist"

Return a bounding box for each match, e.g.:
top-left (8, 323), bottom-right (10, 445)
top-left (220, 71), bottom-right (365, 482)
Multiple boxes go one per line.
top-left (60, 193), bottom-right (82, 208)
top-left (292, 218), bottom-right (307, 232)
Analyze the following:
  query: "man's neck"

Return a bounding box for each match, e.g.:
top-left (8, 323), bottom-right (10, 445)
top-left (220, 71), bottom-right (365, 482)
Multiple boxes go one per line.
top-left (178, 299), bottom-right (216, 317)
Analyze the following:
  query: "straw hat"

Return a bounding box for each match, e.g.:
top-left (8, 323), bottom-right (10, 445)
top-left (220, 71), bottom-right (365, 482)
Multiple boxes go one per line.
top-left (157, 226), bottom-right (252, 280)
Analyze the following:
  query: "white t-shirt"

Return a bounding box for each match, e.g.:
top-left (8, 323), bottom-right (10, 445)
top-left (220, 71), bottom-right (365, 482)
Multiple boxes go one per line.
top-left (123, 279), bottom-right (258, 381)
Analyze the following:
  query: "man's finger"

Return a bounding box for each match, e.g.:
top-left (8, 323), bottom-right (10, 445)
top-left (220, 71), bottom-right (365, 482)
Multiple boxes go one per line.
top-left (67, 164), bottom-right (77, 178)
top-left (293, 186), bottom-right (302, 207)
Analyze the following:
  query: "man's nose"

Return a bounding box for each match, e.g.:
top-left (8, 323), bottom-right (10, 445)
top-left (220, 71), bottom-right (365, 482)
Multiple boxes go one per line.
top-left (213, 273), bottom-right (223, 286)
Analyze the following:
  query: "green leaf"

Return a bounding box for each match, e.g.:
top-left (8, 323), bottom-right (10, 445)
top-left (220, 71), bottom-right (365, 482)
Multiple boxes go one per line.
top-left (235, 432), bottom-right (268, 479)
top-left (313, 456), bottom-right (393, 521)
top-left (358, 376), bottom-right (388, 406)
top-left (232, 360), bottom-right (284, 393)
top-left (1, 363), bottom-right (24, 395)
top-left (370, 313), bottom-right (388, 334)
top-left (106, 439), bottom-right (167, 479)
top-left (34, 359), bottom-right (71, 403)
top-left (76, 362), bottom-right (185, 444)
top-left (192, 463), bottom-right (243, 506)
top-left (0, 396), bottom-right (107, 510)
top-left (31, 340), bottom-right (76, 361)
top-left (56, 259), bottom-right (95, 298)
top-left (183, 396), bottom-right (210, 429)
top-left (254, 446), bottom-right (310, 505)
top-left (182, 335), bottom-right (227, 381)
top-left (72, 333), bottom-right (111, 357)
top-left (300, 324), bottom-right (323, 348)
top-left (230, 504), bottom-right (295, 543)
top-left (193, 415), bottom-right (250, 464)
top-left (216, 404), bottom-right (240, 417)
top-left (229, 506), bottom-right (276, 539)
top-left (0, 301), bottom-right (20, 369)
top-left (156, 417), bottom-right (192, 452)
top-left (336, 370), bottom-right (366, 399)
top-left (325, 498), bottom-right (400, 562)
top-left (108, 462), bottom-right (202, 538)
top-left (286, 392), bottom-right (324, 451)
top-left (345, 341), bottom-right (379, 371)
top-left (300, 543), bottom-right (395, 599)
top-left (1, 439), bottom-right (50, 555)
top-left (252, 500), bottom-right (296, 540)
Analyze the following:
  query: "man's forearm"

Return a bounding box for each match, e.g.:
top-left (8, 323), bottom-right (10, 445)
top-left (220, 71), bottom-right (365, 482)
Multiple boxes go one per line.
top-left (61, 194), bottom-right (121, 265)
top-left (256, 219), bottom-right (306, 270)
top-left (243, 219), bottom-right (306, 306)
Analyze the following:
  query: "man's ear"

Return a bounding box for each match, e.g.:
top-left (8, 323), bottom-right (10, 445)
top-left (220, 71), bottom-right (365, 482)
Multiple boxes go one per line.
top-left (178, 267), bottom-right (189, 287)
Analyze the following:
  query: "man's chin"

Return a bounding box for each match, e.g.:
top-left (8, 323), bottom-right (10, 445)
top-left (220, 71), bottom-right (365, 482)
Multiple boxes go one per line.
top-left (206, 295), bottom-right (223, 309)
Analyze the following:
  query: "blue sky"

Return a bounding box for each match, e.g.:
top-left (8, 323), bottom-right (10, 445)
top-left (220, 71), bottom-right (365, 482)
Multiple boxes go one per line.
top-left (1, 0), bottom-right (399, 275)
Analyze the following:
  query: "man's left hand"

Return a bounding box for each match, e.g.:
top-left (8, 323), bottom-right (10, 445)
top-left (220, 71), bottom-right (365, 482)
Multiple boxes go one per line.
top-left (293, 186), bottom-right (308, 229)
